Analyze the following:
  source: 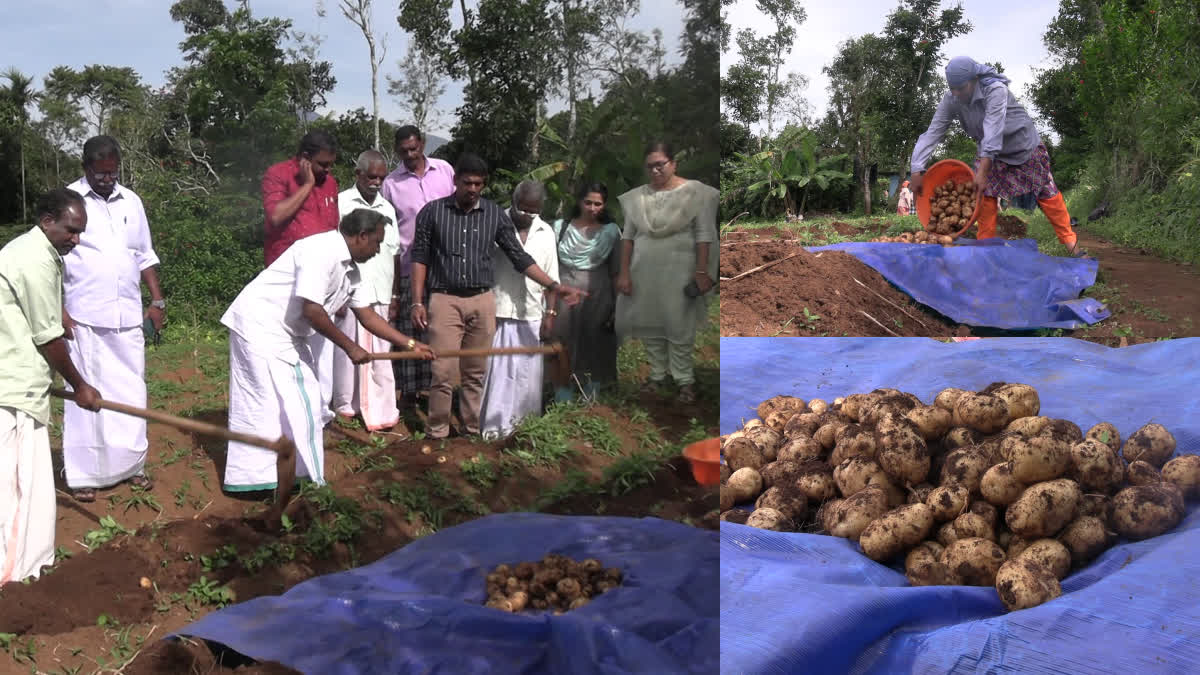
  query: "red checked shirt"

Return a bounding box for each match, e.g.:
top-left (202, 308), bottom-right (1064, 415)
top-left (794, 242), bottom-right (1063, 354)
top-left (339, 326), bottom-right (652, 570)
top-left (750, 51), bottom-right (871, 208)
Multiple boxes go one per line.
top-left (261, 157), bottom-right (340, 267)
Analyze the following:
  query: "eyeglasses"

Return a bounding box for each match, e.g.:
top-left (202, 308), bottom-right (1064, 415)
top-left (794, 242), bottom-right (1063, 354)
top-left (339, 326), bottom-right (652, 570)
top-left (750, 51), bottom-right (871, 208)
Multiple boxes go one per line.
top-left (644, 160), bottom-right (671, 172)
top-left (90, 171), bottom-right (119, 180)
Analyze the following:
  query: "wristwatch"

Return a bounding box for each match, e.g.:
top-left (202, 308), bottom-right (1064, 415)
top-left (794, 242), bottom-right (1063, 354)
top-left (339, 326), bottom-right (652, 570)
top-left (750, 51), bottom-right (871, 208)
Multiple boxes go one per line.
top-left (150, 299), bottom-right (167, 310)
top-left (546, 281), bottom-right (560, 292)
top-left (406, 338), bottom-right (417, 351)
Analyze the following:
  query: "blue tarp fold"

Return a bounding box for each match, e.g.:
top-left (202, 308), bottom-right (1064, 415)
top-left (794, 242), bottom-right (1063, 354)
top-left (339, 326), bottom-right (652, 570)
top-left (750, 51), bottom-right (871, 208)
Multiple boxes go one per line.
top-left (174, 514), bottom-right (718, 675)
top-left (720, 337), bottom-right (1200, 674)
top-left (805, 238), bottom-right (1109, 329)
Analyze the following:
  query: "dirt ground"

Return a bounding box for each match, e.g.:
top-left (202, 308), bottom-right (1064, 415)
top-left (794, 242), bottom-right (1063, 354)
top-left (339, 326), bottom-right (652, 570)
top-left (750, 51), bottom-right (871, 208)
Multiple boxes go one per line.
top-left (0, 339), bottom-right (717, 674)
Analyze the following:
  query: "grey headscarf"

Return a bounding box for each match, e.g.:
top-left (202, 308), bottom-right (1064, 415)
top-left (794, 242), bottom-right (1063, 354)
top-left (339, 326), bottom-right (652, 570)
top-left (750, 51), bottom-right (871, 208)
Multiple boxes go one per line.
top-left (945, 56), bottom-right (1011, 89)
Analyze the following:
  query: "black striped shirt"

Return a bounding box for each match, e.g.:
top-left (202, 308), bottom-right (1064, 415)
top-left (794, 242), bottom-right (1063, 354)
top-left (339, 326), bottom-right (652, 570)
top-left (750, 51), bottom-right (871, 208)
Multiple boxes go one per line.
top-left (410, 196), bottom-right (536, 292)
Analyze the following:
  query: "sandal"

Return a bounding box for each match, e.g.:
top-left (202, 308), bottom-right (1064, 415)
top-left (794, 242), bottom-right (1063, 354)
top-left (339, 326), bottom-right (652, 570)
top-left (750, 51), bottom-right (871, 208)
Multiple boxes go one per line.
top-left (678, 385), bottom-right (696, 404)
top-left (1067, 246), bottom-right (1093, 260)
top-left (129, 475), bottom-right (154, 490)
top-left (73, 488), bottom-right (96, 503)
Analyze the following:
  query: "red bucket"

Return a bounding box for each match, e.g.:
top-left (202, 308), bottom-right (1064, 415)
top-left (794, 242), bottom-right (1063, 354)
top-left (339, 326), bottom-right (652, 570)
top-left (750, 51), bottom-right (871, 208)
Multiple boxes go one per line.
top-left (682, 438), bottom-right (721, 486)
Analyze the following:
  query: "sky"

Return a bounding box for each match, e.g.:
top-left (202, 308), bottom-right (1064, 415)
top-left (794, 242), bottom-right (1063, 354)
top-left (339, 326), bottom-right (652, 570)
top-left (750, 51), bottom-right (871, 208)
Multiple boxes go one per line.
top-left (3, 0), bottom-right (686, 139)
top-left (722, 0), bottom-right (1062, 137)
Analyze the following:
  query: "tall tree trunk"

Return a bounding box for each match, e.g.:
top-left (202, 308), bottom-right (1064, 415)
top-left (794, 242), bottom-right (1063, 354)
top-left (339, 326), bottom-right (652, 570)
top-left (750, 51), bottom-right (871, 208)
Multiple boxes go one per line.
top-left (459, 0), bottom-right (475, 89)
top-left (19, 128), bottom-right (27, 223)
top-left (532, 101), bottom-right (542, 163)
top-left (564, 0), bottom-right (577, 147)
top-left (369, 33), bottom-right (380, 149)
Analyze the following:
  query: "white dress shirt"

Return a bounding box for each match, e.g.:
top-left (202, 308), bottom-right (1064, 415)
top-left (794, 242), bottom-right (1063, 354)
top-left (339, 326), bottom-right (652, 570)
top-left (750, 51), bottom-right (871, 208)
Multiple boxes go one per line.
top-left (221, 230), bottom-right (368, 364)
top-left (337, 186), bottom-right (401, 306)
top-left (491, 214), bottom-right (559, 321)
top-left (63, 177), bottom-right (160, 329)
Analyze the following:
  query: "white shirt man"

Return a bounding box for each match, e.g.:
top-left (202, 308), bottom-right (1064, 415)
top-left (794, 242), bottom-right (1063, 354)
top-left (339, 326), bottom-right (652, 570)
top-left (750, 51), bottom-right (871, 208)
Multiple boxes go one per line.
top-left (479, 184), bottom-right (560, 440)
top-left (62, 138), bottom-right (166, 500)
top-left (330, 154), bottom-right (404, 431)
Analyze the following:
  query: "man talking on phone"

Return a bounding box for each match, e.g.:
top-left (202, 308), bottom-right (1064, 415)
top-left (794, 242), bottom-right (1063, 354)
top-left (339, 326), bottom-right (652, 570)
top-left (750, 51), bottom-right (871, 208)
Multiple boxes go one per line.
top-left (261, 130), bottom-right (342, 425)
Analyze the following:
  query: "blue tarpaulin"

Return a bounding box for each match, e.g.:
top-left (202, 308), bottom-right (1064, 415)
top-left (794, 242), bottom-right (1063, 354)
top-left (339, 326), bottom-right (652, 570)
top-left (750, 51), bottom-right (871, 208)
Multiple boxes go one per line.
top-left (173, 514), bottom-right (718, 674)
top-left (805, 238), bottom-right (1109, 329)
top-left (720, 337), bottom-right (1200, 674)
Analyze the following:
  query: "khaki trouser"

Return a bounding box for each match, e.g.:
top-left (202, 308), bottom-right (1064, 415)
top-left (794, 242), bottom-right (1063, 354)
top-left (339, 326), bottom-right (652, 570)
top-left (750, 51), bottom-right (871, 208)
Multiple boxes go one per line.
top-left (427, 290), bottom-right (497, 438)
top-left (643, 337), bottom-right (694, 386)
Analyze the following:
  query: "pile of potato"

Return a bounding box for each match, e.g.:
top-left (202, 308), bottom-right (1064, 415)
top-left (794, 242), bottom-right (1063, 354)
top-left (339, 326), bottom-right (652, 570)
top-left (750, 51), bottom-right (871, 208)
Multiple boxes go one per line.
top-left (928, 181), bottom-right (977, 235)
top-left (484, 554), bottom-right (623, 614)
top-left (719, 385), bottom-right (1197, 612)
top-left (870, 231), bottom-right (954, 245)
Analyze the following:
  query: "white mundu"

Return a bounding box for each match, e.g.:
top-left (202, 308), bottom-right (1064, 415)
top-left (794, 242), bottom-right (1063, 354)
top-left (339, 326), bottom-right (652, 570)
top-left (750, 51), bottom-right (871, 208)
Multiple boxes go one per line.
top-left (62, 177), bottom-right (158, 488)
top-left (331, 186), bottom-right (402, 430)
top-left (221, 230), bottom-right (369, 490)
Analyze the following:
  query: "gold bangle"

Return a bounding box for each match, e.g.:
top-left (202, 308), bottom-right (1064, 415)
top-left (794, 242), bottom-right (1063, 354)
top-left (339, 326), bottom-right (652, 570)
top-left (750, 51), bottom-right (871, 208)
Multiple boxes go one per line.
top-left (406, 338), bottom-right (416, 350)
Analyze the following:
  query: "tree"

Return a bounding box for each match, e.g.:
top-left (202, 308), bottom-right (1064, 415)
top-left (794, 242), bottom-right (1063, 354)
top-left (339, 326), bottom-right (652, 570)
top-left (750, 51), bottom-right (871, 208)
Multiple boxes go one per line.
top-left (722, 0), bottom-right (806, 138)
top-left (338, 0), bottom-right (387, 149)
top-left (1, 68), bottom-right (36, 222)
top-left (42, 65), bottom-right (142, 136)
top-left (396, 0), bottom-right (469, 86)
top-left (387, 41), bottom-right (447, 132)
top-left (34, 93), bottom-right (85, 184)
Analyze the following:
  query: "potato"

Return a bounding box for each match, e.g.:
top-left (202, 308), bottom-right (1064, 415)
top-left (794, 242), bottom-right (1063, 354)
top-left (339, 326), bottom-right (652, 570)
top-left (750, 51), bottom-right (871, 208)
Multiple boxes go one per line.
top-left (934, 388), bottom-right (970, 413)
top-left (826, 486), bottom-right (890, 539)
top-left (926, 485), bottom-right (971, 522)
top-left (1162, 454), bottom-right (1200, 498)
top-left (980, 462), bottom-right (1025, 506)
top-left (975, 433), bottom-right (1010, 466)
top-left (1121, 423), bottom-right (1176, 468)
top-left (720, 509), bottom-right (750, 525)
top-left (859, 503), bottom-right (936, 562)
top-left (746, 507), bottom-right (792, 532)
top-left (969, 501), bottom-right (999, 530)
top-left (745, 425), bottom-right (783, 458)
top-left (943, 427), bottom-right (981, 450)
top-left (783, 412), bottom-right (824, 440)
top-left (723, 437), bottom-right (765, 473)
top-left (1005, 434), bottom-right (1070, 483)
top-left (953, 512), bottom-right (994, 541)
top-left (1126, 460), bottom-right (1162, 486)
top-left (817, 499), bottom-right (843, 533)
top-left (875, 423), bottom-right (931, 486)
top-left (1110, 485), bottom-right (1185, 540)
top-left (937, 234), bottom-right (954, 245)
top-left (1005, 416), bottom-right (1051, 437)
top-left (1015, 539), bottom-right (1071, 580)
top-left (953, 393), bottom-right (1014, 434)
top-left (1085, 422), bottom-right (1121, 453)
top-left (743, 418), bottom-right (763, 430)
top-left (723, 467), bottom-right (763, 507)
top-left (862, 394), bottom-right (921, 427)
top-left (763, 411), bottom-right (792, 433)
top-left (1057, 516), bottom-right (1110, 567)
top-left (907, 483), bottom-right (935, 505)
top-left (1006, 536), bottom-right (1032, 559)
top-left (840, 393), bottom-right (877, 422)
top-left (940, 537), bottom-right (1007, 586)
top-left (1079, 494), bottom-right (1112, 521)
top-left (905, 540), bottom-right (944, 570)
top-left (756, 486), bottom-right (809, 522)
top-left (831, 425), bottom-right (877, 465)
top-left (936, 520), bottom-right (960, 547)
top-left (759, 460), bottom-right (802, 489)
top-left (939, 447), bottom-right (992, 495)
top-left (814, 421), bottom-right (848, 450)
top-left (905, 406), bottom-right (953, 441)
top-left (991, 383), bottom-right (1040, 422)
top-left (795, 461), bottom-right (838, 502)
top-left (757, 396), bottom-right (805, 422)
top-left (996, 530), bottom-right (1013, 550)
top-left (995, 558), bottom-right (1062, 611)
top-left (777, 436), bottom-right (823, 463)
top-left (834, 457), bottom-right (902, 504)
top-left (1005, 479), bottom-right (1082, 539)
top-left (720, 462), bottom-right (731, 483)
top-left (808, 398), bottom-right (829, 415)
top-left (1069, 438), bottom-right (1123, 491)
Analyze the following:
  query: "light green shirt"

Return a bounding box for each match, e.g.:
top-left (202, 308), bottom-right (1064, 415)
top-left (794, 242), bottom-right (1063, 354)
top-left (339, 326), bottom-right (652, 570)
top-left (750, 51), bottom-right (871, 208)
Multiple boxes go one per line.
top-left (0, 227), bottom-right (66, 424)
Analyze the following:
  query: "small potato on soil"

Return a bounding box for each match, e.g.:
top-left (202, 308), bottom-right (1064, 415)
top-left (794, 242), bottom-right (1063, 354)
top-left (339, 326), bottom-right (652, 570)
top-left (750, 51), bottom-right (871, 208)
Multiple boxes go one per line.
top-left (1085, 422), bottom-right (1121, 453)
top-left (1121, 423), bottom-right (1176, 468)
top-left (831, 425), bottom-right (877, 465)
top-left (926, 485), bottom-right (971, 522)
top-left (876, 427), bottom-right (932, 486)
top-left (953, 512), bottom-right (994, 541)
top-left (723, 437), bottom-right (765, 473)
top-left (980, 462), bottom-right (1025, 506)
top-left (778, 435), bottom-right (824, 463)
top-left (939, 447), bottom-right (992, 496)
top-left (940, 537), bottom-right (1007, 586)
top-left (953, 393), bottom-right (1009, 434)
top-left (808, 398), bottom-right (829, 414)
top-left (827, 486), bottom-right (890, 539)
top-left (859, 503), bottom-right (935, 562)
top-left (746, 507), bottom-right (793, 532)
top-left (1015, 539), bottom-right (1071, 580)
top-left (1126, 460), bottom-right (1162, 486)
top-left (1005, 479), bottom-right (1082, 539)
top-left (1161, 454), bottom-right (1200, 498)
top-left (745, 425), bottom-right (783, 459)
top-left (795, 461), bottom-right (838, 502)
top-left (1057, 516), bottom-right (1110, 567)
top-left (755, 486), bottom-right (809, 522)
top-left (995, 558), bottom-right (1062, 612)
top-left (1070, 438), bottom-right (1124, 491)
top-left (1110, 484), bottom-right (1185, 540)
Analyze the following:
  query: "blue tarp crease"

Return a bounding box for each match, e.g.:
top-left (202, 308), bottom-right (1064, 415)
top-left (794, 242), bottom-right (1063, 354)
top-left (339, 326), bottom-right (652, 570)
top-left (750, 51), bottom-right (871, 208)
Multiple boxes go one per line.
top-left (720, 337), bottom-right (1200, 674)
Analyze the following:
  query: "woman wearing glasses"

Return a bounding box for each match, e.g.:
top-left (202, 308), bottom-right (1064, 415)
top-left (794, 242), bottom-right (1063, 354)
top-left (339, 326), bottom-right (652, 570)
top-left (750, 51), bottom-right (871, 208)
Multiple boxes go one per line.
top-left (614, 141), bottom-right (718, 404)
top-left (550, 183), bottom-right (622, 401)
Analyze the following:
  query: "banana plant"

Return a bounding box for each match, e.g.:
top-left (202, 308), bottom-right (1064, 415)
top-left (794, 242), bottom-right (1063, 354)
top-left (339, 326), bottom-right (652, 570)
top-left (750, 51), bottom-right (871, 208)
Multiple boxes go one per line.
top-left (736, 127), bottom-right (852, 217)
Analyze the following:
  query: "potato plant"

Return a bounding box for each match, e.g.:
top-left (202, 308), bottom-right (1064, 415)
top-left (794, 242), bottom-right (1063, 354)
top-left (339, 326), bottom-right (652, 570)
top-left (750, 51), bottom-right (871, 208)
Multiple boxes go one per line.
top-left (720, 385), bottom-right (1193, 613)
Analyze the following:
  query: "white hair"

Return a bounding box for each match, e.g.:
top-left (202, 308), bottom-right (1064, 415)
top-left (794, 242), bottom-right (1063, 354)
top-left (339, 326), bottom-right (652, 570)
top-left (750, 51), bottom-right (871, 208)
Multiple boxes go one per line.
top-left (355, 150), bottom-right (387, 172)
top-left (512, 179), bottom-right (546, 206)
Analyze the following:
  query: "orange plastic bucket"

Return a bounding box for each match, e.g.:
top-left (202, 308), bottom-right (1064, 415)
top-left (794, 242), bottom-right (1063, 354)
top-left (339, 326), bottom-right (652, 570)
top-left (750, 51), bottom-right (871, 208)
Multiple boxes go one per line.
top-left (915, 159), bottom-right (983, 240)
top-left (682, 438), bottom-right (721, 486)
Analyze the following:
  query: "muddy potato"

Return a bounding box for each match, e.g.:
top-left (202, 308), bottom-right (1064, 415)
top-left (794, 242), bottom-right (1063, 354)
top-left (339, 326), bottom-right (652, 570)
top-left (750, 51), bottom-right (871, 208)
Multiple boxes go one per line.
top-left (724, 437), bottom-right (765, 473)
top-left (1007, 536), bottom-right (1032, 559)
top-left (953, 512), bottom-right (994, 541)
top-left (783, 412), bottom-right (824, 440)
top-left (907, 483), bottom-right (935, 505)
top-left (991, 383), bottom-right (1040, 422)
top-left (834, 456), bottom-right (903, 504)
top-left (1085, 422), bottom-right (1121, 453)
top-left (940, 537), bottom-right (1007, 586)
top-left (996, 530), bottom-right (1013, 550)
top-left (981, 462), bottom-right (1026, 506)
top-left (817, 498), bottom-right (843, 532)
top-left (926, 485), bottom-right (971, 522)
top-left (1110, 484), bottom-right (1185, 540)
top-left (905, 540), bottom-right (945, 570)
top-left (720, 462), bottom-right (731, 483)
top-left (1016, 539), bottom-right (1071, 580)
top-left (934, 388), bottom-right (969, 413)
top-left (939, 447), bottom-right (992, 496)
top-left (1070, 438), bottom-right (1123, 491)
top-left (795, 460), bottom-right (838, 502)
top-left (723, 467), bottom-right (763, 508)
top-left (937, 234), bottom-right (954, 245)
top-left (831, 425), bottom-right (877, 465)
top-left (827, 486), bottom-right (891, 539)
top-left (860, 503), bottom-right (936, 562)
top-left (936, 520), bottom-right (960, 547)
top-left (1005, 434), bottom-right (1070, 483)
top-left (1005, 479), bottom-right (1082, 539)
top-left (862, 394), bottom-right (922, 427)
top-left (905, 406), bottom-right (953, 441)
top-left (1042, 419), bottom-right (1084, 444)
top-left (1079, 494), bottom-right (1112, 521)
top-left (1122, 423), bottom-right (1176, 468)
top-left (976, 433), bottom-right (1011, 466)
top-left (943, 426), bottom-right (981, 450)
top-left (1126, 460), bottom-right (1162, 486)
top-left (1005, 416), bottom-right (1051, 438)
top-left (953, 393), bottom-right (1010, 434)
top-left (759, 460), bottom-right (803, 489)
top-left (907, 560), bottom-right (958, 586)
top-left (746, 507), bottom-right (792, 532)
top-left (995, 558), bottom-right (1061, 612)
top-left (875, 424), bottom-right (931, 486)
top-left (757, 396), bottom-right (805, 422)
top-left (755, 486), bottom-right (809, 522)
top-left (969, 501), bottom-right (999, 530)
top-left (745, 425), bottom-right (783, 458)
top-left (1057, 516), bottom-right (1110, 567)
top-left (808, 398), bottom-right (830, 415)
top-left (720, 509), bottom-right (751, 525)
top-left (839, 393), bottom-right (878, 422)
top-left (814, 421), bottom-right (849, 450)
top-left (777, 435), bottom-right (823, 463)
top-left (1162, 455), bottom-right (1200, 498)
top-left (763, 410), bottom-right (792, 433)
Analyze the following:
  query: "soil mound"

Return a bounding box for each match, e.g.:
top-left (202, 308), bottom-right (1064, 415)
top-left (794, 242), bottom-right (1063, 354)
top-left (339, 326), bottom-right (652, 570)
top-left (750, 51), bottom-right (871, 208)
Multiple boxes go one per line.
top-left (996, 214), bottom-right (1028, 239)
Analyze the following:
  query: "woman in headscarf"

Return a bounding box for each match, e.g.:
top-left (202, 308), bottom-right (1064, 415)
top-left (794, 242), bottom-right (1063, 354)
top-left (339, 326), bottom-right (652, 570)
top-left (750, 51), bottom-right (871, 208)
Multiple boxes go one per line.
top-left (550, 183), bottom-right (622, 401)
top-left (614, 141), bottom-right (718, 405)
top-left (909, 56), bottom-right (1088, 257)
top-left (897, 180), bottom-right (914, 215)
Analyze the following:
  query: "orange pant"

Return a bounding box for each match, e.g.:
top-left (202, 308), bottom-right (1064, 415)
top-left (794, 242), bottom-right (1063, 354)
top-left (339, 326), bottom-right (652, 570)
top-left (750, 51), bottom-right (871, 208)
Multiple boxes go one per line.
top-left (976, 192), bottom-right (1077, 249)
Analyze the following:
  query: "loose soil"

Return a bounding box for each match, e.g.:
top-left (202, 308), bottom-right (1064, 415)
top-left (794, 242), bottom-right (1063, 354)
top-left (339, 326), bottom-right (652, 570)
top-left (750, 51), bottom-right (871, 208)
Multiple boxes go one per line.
top-left (719, 240), bottom-right (958, 337)
top-left (0, 344), bottom-right (716, 674)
